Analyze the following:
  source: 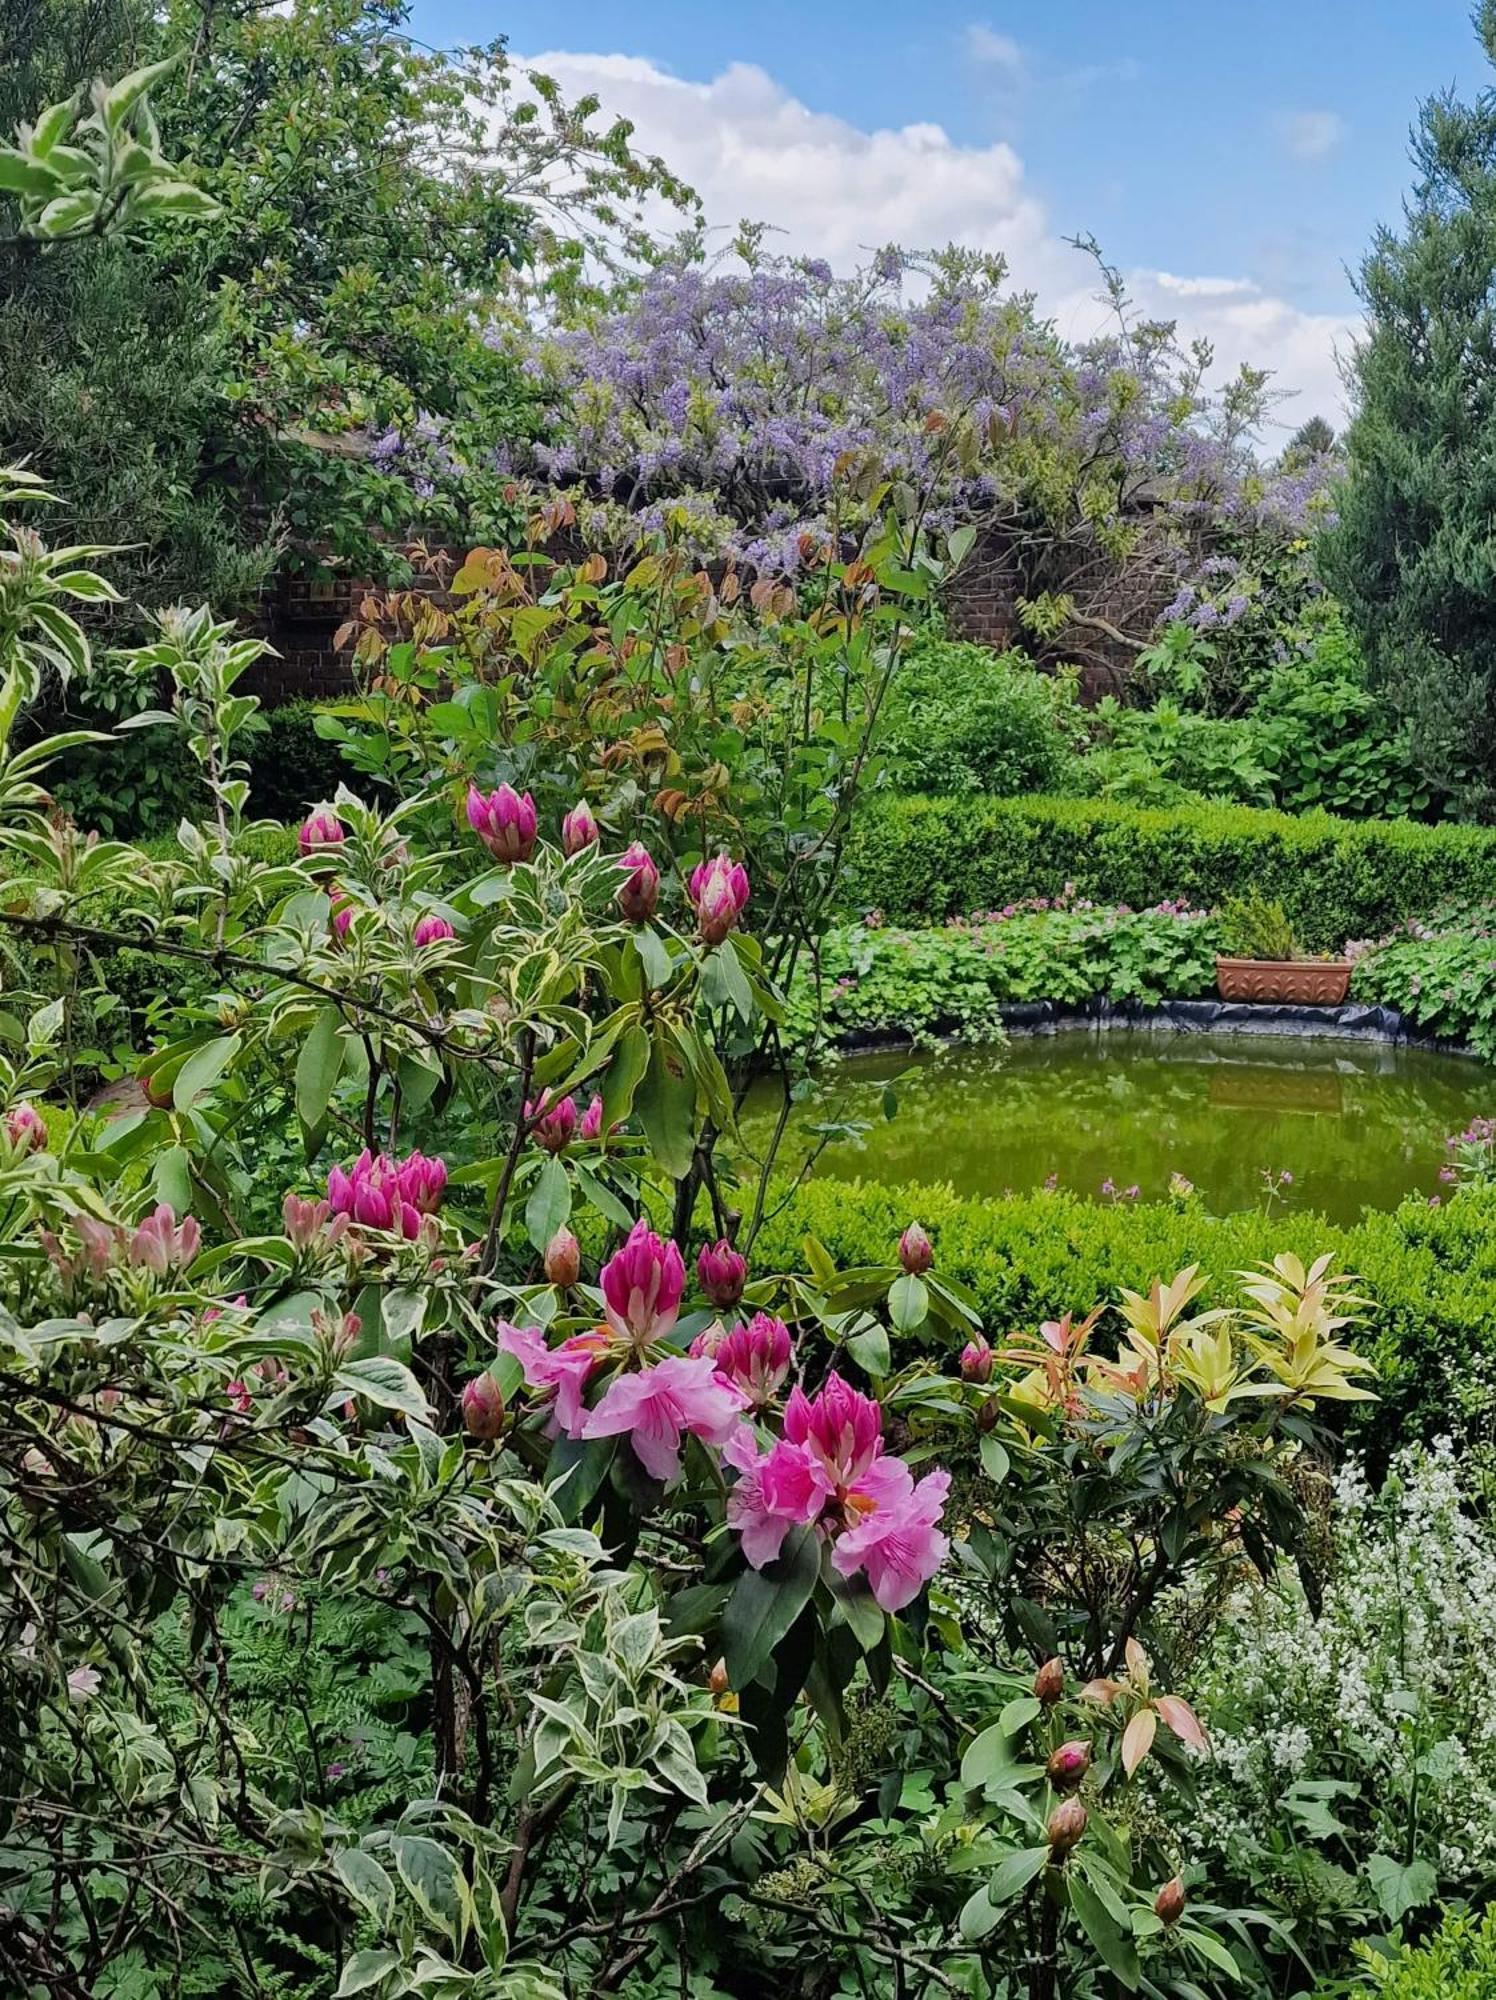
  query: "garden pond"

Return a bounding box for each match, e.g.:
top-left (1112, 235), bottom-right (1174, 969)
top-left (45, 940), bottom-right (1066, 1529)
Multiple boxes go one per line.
top-left (742, 1030), bottom-right (1495, 1224)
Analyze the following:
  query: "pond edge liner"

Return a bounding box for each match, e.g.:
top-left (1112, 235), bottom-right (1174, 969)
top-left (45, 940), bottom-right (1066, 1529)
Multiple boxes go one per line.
top-left (829, 998), bottom-right (1483, 1063)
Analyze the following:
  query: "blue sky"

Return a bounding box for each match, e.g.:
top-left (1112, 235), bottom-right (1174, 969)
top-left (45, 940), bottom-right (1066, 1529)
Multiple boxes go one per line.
top-left (410, 0), bottom-right (1489, 417)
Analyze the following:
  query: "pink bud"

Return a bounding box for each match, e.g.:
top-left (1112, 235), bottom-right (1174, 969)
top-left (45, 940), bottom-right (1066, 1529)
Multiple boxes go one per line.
top-left (413, 914), bottom-right (455, 949)
top-left (959, 1335), bottom-right (993, 1383)
top-left (1047, 1798), bottom-right (1087, 1854)
top-left (899, 1222), bottom-right (933, 1275)
top-left (578, 1093), bottom-right (604, 1143)
top-left (526, 1091), bottom-right (577, 1154)
top-left (1154, 1878), bottom-right (1186, 1927)
top-left (395, 1150), bottom-right (446, 1215)
top-left (4, 1102), bottom-right (47, 1155)
top-left (1034, 1657), bottom-right (1065, 1705)
top-left (544, 1226), bottom-right (581, 1288)
top-left (462, 1372), bottom-right (506, 1440)
top-left (299, 809), bottom-right (346, 859)
top-left (561, 801), bottom-right (599, 856)
top-left (697, 1238), bottom-right (747, 1309)
top-left (688, 853), bottom-right (750, 946)
top-left (600, 1218), bottom-right (685, 1343)
top-left (327, 886), bottom-right (355, 941)
top-left (711, 1312), bottom-right (793, 1406)
top-left (615, 843), bottom-right (660, 923)
top-left (1046, 1741), bottom-right (1091, 1792)
top-left (466, 783), bottom-right (537, 864)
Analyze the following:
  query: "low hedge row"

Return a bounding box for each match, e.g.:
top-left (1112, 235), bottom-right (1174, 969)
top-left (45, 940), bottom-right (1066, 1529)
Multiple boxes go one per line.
top-left (749, 1175), bottom-right (1496, 1457)
top-left (843, 795), bottom-right (1496, 950)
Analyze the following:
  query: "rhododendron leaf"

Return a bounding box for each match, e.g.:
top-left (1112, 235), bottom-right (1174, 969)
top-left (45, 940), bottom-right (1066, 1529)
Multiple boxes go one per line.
top-left (826, 1567), bottom-right (884, 1650)
top-left (151, 1143), bottom-right (193, 1215)
top-left (525, 1155), bottom-right (571, 1255)
top-left (999, 1695), bottom-right (1041, 1737)
top-left (1121, 1706), bottom-right (1157, 1778)
top-left (632, 927), bottom-right (673, 994)
top-left (600, 1023), bottom-right (650, 1133)
top-left (333, 1356), bottom-right (428, 1423)
top-left (846, 1321), bottom-right (890, 1378)
top-left (294, 1006), bottom-right (344, 1144)
top-left (172, 1034), bottom-right (240, 1111)
top-left (978, 1435), bottom-right (1010, 1485)
top-left (573, 1162), bottom-right (633, 1231)
top-left (987, 1844), bottom-right (1050, 1905)
top-left (1067, 1875), bottom-right (1140, 1991)
top-left (887, 1273), bottom-right (928, 1334)
top-left (635, 1034), bottom-right (695, 1179)
top-left (722, 1522), bottom-right (820, 1689)
top-left (958, 1884), bottom-right (1001, 1941)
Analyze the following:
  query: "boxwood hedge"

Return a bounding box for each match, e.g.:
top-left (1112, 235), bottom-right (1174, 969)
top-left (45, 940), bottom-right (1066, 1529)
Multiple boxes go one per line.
top-left (749, 1175), bottom-right (1496, 1458)
top-left (843, 795), bottom-right (1496, 950)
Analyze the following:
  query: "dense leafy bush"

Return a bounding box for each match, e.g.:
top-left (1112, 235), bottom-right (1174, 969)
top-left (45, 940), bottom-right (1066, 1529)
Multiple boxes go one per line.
top-left (1356, 1907), bottom-right (1496, 1997)
top-left (845, 795), bottom-right (1496, 950)
top-left (1351, 906), bottom-right (1496, 1060)
top-left (1195, 1444), bottom-right (1496, 1986)
top-left (789, 902), bottom-right (1218, 1046)
top-left (748, 1175), bottom-right (1496, 1456)
top-left (879, 637), bottom-right (1082, 796)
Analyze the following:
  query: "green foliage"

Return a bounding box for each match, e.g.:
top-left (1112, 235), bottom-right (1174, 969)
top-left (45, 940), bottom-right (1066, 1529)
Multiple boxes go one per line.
top-left (1077, 698), bottom-right (1278, 809)
top-left (1219, 890), bottom-right (1301, 962)
top-left (1350, 904), bottom-right (1496, 1059)
top-left (878, 636), bottom-right (1082, 797)
top-left (789, 903), bottom-right (1219, 1047)
top-left (750, 1174), bottom-right (1496, 1456)
top-left (1358, 1907), bottom-right (1496, 1996)
top-left (844, 794), bottom-right (1496, 952)
top-left (1318, 2), bottom-right (1496, 814)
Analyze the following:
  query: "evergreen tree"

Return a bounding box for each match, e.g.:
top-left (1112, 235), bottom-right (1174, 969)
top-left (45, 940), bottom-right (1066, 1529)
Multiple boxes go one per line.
top-left (1320, 0), bottom-right (1496, 816)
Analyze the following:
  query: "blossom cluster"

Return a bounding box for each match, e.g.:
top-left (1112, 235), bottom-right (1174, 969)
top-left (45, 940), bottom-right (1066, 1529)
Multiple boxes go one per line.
top-left (325, 1148), bottom-right (447, 1239)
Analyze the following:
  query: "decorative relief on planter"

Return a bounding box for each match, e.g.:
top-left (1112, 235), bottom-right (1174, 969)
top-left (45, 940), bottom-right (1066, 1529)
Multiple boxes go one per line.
top-left (1214, 958), bottom-right (1353, 1006)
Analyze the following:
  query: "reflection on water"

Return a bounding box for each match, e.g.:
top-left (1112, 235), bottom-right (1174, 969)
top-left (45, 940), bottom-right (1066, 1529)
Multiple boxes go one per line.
top-left (738, 1032), bottom-right (1495, 1225)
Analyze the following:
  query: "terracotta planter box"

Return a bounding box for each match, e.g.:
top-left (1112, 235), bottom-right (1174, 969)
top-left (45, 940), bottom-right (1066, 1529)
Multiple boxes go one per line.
top-left (1215, 957), bottom-right (1353, 1006)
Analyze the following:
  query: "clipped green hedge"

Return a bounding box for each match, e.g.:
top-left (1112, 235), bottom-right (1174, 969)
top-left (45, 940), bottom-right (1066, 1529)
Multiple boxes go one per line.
top-left (749, 1176), bottom-right (1496, 1456)
top-left (1352, 1908), bottom-right (1496, 1996)
top-left (843, 796), bottom-right (1496, 950)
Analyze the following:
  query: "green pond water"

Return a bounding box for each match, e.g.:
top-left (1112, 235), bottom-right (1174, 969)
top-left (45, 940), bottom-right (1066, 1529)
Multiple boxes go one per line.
top-left (740, 1032), bottom-right (1496, 1225)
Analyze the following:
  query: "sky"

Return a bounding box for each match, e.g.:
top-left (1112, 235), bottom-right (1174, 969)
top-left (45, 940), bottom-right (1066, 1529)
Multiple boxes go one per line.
top-left (411, 0), bottom-right (1491, 429)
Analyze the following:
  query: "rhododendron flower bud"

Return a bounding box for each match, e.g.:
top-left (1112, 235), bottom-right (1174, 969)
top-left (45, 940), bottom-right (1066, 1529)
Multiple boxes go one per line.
top-left (697, 1237), bottom-right (747, 1309)
top-left (396, 1150), bottom-right (446, 1215)
top-left (127, 1204), bottom-right (201, 1274)
top-left (413, 913), bottom-right (455, 949)
top-left (462, 1371), bottom-right (506, 1440)
top-left (615, 842), bottom-right (660, 922)
top-left (526, 1091), bottom-right (577, 1154)
top-left (4, 1102), bottom-right (46, 1154)
top-left (689, 853), bottom-right (750, 945)
top-left (600, 1219), bottom-right (686, 1343)
top-left (326, 1151), bottom-right (422, 1239)
top-left (1046, 1741), bottom-right (1091, 1792)
top-left (327, 887), bottom-right (354, 941)
top-left (712, 1313), bottom-right (793, 1407)
top-left (282, 1191), bottom-right (348, 1252)
top-left (543, 1226), bottom-right (581, 1289)
top-left (466, 783), bottom-right (537, 863)
top-left (708, 1658), bottom-right (730, 1696)
top-left (578, 1093), bottom-right (604, 1142)
top-left (784, 1371), bottom-right (884, 1490)
top-left (688, 1322), bottom-right (727, 1360)
top-left (1154, 1877), bottom-right (1186, 1926)
top-left (561, 800), bottom-right (599, 855)
top-left (899, 1222), bottom-right (933, 1275)
top-left (960, 1335), bottom-right (993, 1383)
top-left (1046, 1798), bottom-right (1088, 1855)
top-left (299, 809), bottom-right (345, 858)
top-left (1034, 1657), bottom-right (1065, 1705)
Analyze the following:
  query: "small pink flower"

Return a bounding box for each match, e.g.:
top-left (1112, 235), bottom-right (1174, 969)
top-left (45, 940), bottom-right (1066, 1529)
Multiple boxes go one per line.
top-left (578, 1093), bottom-right (605, 1142)
top-left (526, 1090), bottom-right (577, 1154)
top-left (830, 1459), bottom-right (951, 1612)
top-left (697, 1237), bottom-right (747, 1309)
top-left (783, 1371), bottom-right (883, 1492)
top-left (282, 1191), bottom-right (349, 1252)
top-left (898, 1223), bottom-right (933, 1275)
top-left (960, 1336), bottom-right (994, 1384)
top-left (4, 1102), bottom-right (46, 1154)
top-left (467, 783), bottom-right (537, 863)
top-left (395, 1150), bottom-right (446, 1215)
top-left (461, 1372), bottom-right (505, 1440)
top-left (712, 1313), bottom-right (792, 1406)
top-left (327, 887), bottom-right (355, 941)
top-left (497, 1321), bottom-right (608, 1435)
top-left (599, 1219), bottom-right (685, 1343)
top-left (689, 853), bottom-right (750, 945)
top-left (413, 913), bottom-right (455, 949)
top-left (561, 801), bottom-right (600, 855)
top-left (581, 1353), bottom-right (747, 1484)
top-left (616, 843), bottom-right (660, 923)
top-left (127, 1204), bottom-right (201, 1274)
top-left (723, 1426), bottom-right (824, 1566)
top-left (299, 809), bottom-right (345, 858)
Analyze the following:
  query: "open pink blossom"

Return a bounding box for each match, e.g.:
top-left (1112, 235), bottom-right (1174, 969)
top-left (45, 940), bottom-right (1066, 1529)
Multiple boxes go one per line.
top-left (581, 1354), bottom-right (747, 1483)
top-left (723, 1426), bottom-right (826, 1566)
top-left (497, 1321), bottom-right (608, 1436)
top-left (599, 1219), bottom-right (685, 1343)
top-left (689, 853), bottom-right (750, 945)
top-left (467, 783), bottom-right (537, 863)
top-left (712, 1313), bottom-right (792, 1407)
top-left (830, 1459), bottom-right (951, 1612)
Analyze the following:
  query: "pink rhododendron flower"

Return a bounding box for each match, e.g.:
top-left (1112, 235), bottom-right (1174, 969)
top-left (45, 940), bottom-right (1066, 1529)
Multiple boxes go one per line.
top-left (578, 1093), bottom-right (604, 1142)
top-left (783, 1371), bottom-right (883, 1491)
top-left (697, 1237), bottom-right (746, 1309)
top-left (128, 1204), bottom-right (201, 1274)
top-left (712, 1313), bottom-right (792, 1407)
top-left (299, 809), bottom-right (345, 858)
top-left (898, 1222), bottom-right (933, 1275)
top-left (689, 853), bottom-right (750, 945)
top-left (413, 914), bottom-right (455, 948)
top-left (525, 1090), bottom-right (577, 1154)
top-left (723, 1426), bottom-right (824, 1567)
top-left (615, 843), bottom-right (660, 922)
top-left (467, 783), bottom-right (537, 863)
top-left (497, 1322), bottom-right (607, 1435)
top-left (561, 801), bottom-right (599, 855)
top-left (581, 1354), bottom-right (747, 1483)
top-left (960, 1336), bottom-right (994, 1383)
top-left (326, 1150), bottom-right (433, 1239)
top-left (4, 1102), bottom-right (46, 1154)
top-left (830, 1458), bottom-right (951, 1612)
top-left (327, 887), bottom-right (355, 940)
top-left (600, 1220), bottom-right (685, 1343)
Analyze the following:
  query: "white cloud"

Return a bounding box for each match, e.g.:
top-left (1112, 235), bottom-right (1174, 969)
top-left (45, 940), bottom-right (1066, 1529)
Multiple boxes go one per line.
top-left (521, 49), bottom-right (1354, 419)
top-left (1279, 109), bottom-right (1346, 162)
top-left (965, 24), bottom-right (1024, 69)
